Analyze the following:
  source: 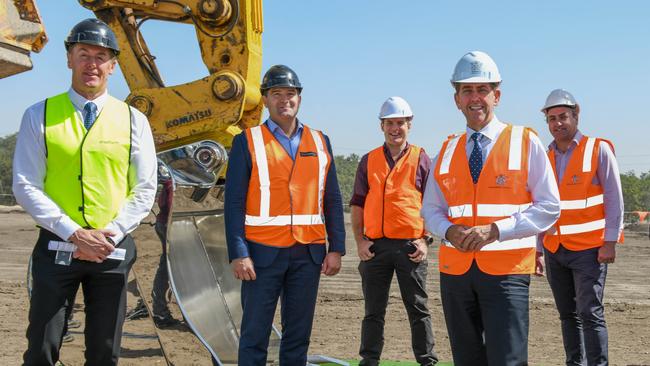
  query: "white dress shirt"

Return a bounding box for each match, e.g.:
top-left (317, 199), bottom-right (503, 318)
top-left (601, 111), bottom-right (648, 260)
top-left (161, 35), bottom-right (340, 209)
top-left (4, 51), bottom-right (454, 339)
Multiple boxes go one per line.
top-left (13, 88), bottom-right (157, 244)
top-left (421, 116), bottom-right (561, 249)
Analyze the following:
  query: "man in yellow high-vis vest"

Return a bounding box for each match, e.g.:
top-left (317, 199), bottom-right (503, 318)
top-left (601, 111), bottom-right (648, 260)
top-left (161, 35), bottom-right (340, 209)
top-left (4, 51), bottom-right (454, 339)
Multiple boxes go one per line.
top-left (13, 19), bottom-right (157, 366)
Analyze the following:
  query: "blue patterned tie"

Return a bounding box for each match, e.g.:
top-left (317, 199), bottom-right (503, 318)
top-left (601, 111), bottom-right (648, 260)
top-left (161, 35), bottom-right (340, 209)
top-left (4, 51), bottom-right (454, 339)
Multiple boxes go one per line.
top-left (469, 132), bottom-right (483, 183)
top-left (83, 102), bottom-right (97, 131)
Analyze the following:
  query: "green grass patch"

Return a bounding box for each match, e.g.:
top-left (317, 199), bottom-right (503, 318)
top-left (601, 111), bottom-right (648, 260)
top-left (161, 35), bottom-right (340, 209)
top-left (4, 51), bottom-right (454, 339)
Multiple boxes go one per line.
top-left (321, 361), bottom-right (453, 366)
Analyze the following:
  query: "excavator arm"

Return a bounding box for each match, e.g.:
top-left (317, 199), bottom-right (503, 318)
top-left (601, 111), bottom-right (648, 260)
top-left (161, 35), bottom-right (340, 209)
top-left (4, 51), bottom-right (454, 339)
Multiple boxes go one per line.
top-left (80, 0), bottom-right (264, 151)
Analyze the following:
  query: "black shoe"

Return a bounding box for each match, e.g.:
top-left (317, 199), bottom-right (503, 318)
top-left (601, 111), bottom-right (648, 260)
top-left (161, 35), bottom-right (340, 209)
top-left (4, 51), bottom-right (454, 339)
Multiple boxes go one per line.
top-left (125, 300), bottom-right (149, 321)
top-left (67, 319), bottom-right (81, 329)
top-left (62, 331), bottom-right (74, 343)
top-left (153, 315), bottom-right (181, 328)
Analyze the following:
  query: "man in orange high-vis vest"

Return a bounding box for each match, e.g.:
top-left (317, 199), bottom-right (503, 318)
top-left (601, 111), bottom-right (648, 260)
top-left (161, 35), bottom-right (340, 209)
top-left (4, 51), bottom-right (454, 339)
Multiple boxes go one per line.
top-left (350, 96), bottom-right (438, 366)
top-left (540, 89), bottom-right (623, 366)
top-left (421, 51), bottom-right (561, 366)
top-left (224, 65), bottom-right (345, 365)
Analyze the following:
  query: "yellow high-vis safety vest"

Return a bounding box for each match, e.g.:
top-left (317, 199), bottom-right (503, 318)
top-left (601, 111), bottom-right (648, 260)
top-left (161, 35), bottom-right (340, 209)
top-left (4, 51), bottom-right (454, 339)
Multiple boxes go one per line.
top-left (44, 92), bottom-right (132, 229)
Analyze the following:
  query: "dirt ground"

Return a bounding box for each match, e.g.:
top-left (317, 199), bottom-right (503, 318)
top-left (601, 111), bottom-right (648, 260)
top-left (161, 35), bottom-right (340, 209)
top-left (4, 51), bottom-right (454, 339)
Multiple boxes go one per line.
top-left (1, 209), bottom-right (649, 365)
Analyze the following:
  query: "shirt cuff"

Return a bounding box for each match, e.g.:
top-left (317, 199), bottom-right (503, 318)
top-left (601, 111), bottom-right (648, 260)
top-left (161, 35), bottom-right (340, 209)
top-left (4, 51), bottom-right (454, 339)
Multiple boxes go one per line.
top-left (229, 238), bottom-right (250, 261)
top-left (54, 217), bottom-right (82, 242)
top-left (349, 194), bottom-right (365, 208)
top-left (536, 234), bottom-right (544, 252)
top-left (435, 221), bottom-right (453, 241)
top-left (493, 217), bottom-right (516, 241)
top-left (103, 222), bottom-right (125, 245)
top-left (604, 228), bottom-right (622, 243)
top-left (327, 246), bottom-right (346, 256)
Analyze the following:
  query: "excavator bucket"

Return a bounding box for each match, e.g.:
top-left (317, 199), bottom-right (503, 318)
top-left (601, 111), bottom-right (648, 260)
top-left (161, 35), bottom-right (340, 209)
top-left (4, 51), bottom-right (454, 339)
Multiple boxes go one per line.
top-left (0, 0), bottom-right (47, 79)
top-left (130, 141), bottom-right (280, 365)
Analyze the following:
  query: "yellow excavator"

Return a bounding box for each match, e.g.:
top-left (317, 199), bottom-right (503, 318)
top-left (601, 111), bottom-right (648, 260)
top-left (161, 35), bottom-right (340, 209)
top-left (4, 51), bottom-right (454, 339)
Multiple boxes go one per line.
top-left (2, 1), bottom-right (348, 365)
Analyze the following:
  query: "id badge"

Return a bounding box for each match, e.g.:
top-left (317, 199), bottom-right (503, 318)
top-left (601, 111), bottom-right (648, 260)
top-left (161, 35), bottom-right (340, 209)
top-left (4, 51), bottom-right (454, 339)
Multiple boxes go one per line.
top-left (55, 250), bottom-right (73, 266)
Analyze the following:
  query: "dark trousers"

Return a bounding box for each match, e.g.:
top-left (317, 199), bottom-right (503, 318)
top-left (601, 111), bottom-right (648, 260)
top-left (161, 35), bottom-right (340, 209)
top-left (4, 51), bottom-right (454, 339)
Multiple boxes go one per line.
top-left (440, 261), bottom-right (530, 366)
top-left (358, 238), bottom-right (437, 366)
top-left (545, 246), bottom-right (608, 366)
top-left (152, 222), bottom-right (170, 317)
top-left (23, 229), bottom-right (136, 366)
top-left (238, 244), bottom-right (321, 365)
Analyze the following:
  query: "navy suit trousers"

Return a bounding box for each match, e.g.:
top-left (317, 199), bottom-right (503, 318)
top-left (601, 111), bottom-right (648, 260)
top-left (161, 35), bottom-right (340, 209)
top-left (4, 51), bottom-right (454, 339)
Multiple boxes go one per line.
top-left (440, 261), bottom-right (530, 366)
top-left (238, 244), bottom-right (322, 365)
top-left (545, 246), bottom-right (608, 366)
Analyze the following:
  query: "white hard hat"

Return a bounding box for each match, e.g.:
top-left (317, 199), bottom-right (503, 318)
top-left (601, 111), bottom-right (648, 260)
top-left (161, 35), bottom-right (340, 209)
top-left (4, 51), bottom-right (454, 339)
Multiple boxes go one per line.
top-left (379, 96), bottom-right (413, 119)
top-left (451, 50), bottom-right (502, 85)
top-left (541, 89), bottom-right (578, 112)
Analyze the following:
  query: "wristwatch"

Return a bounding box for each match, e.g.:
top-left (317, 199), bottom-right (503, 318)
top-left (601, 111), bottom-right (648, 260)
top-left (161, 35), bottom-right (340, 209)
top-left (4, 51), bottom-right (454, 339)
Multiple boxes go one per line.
top-left (423, 235), bottom-right (434, 246)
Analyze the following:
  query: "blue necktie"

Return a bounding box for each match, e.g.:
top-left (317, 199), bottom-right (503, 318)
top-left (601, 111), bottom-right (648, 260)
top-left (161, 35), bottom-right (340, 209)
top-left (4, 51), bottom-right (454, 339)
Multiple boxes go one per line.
top-left (469, 132), bottom-right (483, 183)
top-left (83, 102), bottom-right (97, 131)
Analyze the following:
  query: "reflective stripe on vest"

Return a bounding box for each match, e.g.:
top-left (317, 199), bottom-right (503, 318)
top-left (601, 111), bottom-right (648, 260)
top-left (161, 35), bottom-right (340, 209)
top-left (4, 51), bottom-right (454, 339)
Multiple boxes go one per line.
top-left (434, 124), bottom-right (536, 275)
top-left (244, 124), bottom-right (330, 247)
top-left (543, 136), bottom-right (620, 252)
top-left (363, 145), bottom-right (424, 240)
top-left (44, 92), bottom-right (131, 229)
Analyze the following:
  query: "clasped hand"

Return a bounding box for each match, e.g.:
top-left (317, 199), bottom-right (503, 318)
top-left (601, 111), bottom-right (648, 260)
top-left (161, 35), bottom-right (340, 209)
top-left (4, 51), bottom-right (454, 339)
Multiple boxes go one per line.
top-left (445, 223), bottom-right (499, 252)
top-left (68, 228), bottom-right (116, 263)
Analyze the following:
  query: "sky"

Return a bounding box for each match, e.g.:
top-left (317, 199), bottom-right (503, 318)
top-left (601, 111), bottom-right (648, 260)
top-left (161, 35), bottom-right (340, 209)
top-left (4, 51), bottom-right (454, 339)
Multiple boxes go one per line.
top-left (2, 1), bottom-right (649, 173)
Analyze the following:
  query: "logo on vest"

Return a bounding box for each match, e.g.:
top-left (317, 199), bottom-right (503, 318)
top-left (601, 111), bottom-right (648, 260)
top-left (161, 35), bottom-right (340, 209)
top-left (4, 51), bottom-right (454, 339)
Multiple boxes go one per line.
top-left (99, 140), bottom-right (119, 144)
top-left (300, 151), bottom-right (317, 157)
top-left (570, 174), bottom-right (580, 185)
top-left (495, 174), bottom-right (508, 186)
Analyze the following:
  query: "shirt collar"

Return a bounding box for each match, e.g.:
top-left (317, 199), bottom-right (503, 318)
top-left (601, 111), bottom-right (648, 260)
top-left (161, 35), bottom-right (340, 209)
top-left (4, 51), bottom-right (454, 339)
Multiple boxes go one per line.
top-left (383, 141), bottom-right (410, 155)
top-left (67, 87), bottom-right (108, 113)
top-left (548, 129), bottom-right (583, 152)
top-left (266, 118), bottom-right (303, 137)
top-left (466, 115), bottom-right (504, 143)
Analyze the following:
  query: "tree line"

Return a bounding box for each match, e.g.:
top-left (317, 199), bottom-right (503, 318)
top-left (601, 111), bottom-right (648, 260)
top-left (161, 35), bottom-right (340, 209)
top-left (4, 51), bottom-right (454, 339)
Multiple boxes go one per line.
top-left (1, 133), bottom-right (648, 217)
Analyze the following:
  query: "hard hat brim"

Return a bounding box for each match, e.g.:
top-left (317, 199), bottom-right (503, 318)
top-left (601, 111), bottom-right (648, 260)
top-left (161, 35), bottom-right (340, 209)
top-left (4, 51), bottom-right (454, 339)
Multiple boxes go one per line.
top-left (541, 103), bottom-right (576, 113)
top-left (451, 76), bottom-right (502, 84)
top-left (379, 113), bottom-right (413, 119)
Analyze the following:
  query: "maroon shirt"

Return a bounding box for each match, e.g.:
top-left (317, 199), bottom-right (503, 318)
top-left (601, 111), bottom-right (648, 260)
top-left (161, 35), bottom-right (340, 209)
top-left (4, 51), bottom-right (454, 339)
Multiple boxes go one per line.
top-left (349, 142), bottom-right (431, 208)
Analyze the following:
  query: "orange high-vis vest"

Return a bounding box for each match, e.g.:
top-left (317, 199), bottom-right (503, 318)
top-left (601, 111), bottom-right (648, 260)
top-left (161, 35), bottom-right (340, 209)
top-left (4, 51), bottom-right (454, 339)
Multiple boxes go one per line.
top-left (244, 124), bottom-right (331, 247)
top-left (543, 135), bottom-right (623, 253)
top-left (364, 145), bottom-right (425, 240)
top-left (434, 124), bottom-right (537, 275)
